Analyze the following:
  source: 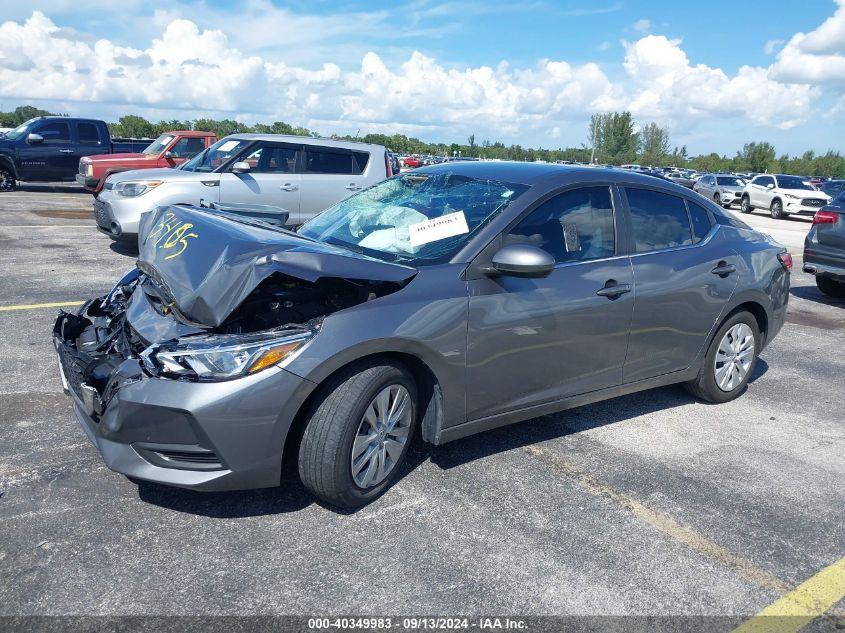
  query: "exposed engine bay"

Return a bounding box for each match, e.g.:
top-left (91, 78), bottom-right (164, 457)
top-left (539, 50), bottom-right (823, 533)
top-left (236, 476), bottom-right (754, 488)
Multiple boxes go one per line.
top-left (54, 268), bottom-right (404, 418)
top-left (216, 273), bottom-right (400, 335)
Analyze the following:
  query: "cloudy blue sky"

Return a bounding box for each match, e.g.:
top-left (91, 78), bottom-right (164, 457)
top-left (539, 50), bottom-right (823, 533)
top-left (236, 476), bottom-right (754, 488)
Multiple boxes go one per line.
top-left (1, 0), bottom-right (844, 155)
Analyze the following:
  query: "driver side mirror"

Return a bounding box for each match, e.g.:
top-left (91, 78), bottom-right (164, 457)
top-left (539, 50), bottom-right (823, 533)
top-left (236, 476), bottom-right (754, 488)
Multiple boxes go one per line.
top-left (488, 244), bottom-right (555, 278)
top-left (164, 150), bottom-right (173, 159)
top-left (231, 161), bottom-right (250, 174)
top-left (26, 133), bottom-right (43, 144)
top-left (766, 183), bottom-right (775, 189)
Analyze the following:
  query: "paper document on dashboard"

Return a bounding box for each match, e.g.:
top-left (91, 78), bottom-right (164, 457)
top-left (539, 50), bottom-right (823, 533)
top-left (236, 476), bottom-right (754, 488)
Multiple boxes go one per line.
top-left (408, 211), bottom-right (470, 247)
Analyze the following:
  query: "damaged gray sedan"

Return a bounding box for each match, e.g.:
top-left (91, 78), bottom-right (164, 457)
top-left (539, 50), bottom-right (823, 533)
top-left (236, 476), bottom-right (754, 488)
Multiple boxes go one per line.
top-left (54, 163), bottom-right (790, 508)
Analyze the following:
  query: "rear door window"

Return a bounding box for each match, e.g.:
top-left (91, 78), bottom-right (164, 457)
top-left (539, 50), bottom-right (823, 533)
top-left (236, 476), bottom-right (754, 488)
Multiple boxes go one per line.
top-left (77, 122), bottom-right (102, 145)
top-left (625, 188), bottom-right (693, 253)
top-left (506, 186), bottom-right (615, 263)
top-left (304, 147), bottom-right (353, 174)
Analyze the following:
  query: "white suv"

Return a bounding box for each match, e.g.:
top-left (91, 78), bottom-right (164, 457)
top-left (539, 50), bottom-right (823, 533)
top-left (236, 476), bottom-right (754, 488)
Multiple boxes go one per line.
top-left (93, 134), bottom-right (393, 239)
top-left (740, 174), bottom-right (830, 220)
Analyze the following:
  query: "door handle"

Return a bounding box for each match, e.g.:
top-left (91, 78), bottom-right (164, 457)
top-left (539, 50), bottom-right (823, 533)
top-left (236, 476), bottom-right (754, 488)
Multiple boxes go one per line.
top-left (279, 184), bottom-right (298, 192)
top-left (596, 280), bottom-right (632, 299)
top-left (59, 149), bottom-right (75, 154)
top-left (711, 262), bottom-right (736, 277)
top-left (345, 183), bottom-right (362, 191)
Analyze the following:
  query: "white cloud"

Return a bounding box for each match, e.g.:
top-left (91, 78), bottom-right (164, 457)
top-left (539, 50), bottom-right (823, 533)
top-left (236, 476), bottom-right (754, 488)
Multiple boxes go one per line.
top-left (769, 0), bottom-right (845, 85)
top-left (632, 19), bottom-right (651, 34)
top-left (621, 35), bottom-right (817, 130)
top-left (764, 39), bottom-right (785, 55)
top-left (0, 10), bottom-right (831, 143)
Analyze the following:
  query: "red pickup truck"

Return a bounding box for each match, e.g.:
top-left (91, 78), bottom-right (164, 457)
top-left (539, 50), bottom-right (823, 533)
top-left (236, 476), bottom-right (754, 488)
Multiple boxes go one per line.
top-left (77, 130), bottom-right (217, 193)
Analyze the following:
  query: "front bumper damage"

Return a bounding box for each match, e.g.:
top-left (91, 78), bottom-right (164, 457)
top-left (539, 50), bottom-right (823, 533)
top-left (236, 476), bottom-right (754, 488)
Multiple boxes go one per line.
top-left (53, 299), bottom-right (315, 491)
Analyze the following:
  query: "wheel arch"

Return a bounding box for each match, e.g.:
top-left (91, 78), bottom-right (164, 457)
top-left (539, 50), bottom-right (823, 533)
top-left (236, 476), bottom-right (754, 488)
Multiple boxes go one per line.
top-left (0, 154), bottom-right (18, 179)
top-left (281, 351), bottom-right (445, 474)
top-left (721, 299), bottom-right (769, 347)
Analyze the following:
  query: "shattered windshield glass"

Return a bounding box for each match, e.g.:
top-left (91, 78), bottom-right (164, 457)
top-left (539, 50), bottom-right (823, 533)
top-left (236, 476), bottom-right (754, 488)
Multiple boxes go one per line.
top-left (298, 172), bottom-right (529, 265)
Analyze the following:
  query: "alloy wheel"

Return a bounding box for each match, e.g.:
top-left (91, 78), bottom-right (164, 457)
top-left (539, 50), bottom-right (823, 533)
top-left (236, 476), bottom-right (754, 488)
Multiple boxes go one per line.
top-left (771, 200), bottom-right (783, 219)
top-left (0, 168), bottom-right (14, 192)
top-left (740, 197), bottom-right (750, 213)
top-left (714, 323), bottom-right (755, 392)
top-left (350, 384), bottom-right (412, 488)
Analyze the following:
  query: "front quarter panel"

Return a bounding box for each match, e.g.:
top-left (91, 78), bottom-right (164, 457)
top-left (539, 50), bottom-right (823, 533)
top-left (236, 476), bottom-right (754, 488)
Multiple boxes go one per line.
top-left (284, 264), bottom-right (469, 429)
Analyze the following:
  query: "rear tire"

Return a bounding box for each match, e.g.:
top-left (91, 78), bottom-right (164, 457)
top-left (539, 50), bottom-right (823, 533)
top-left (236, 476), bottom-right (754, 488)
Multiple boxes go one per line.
top-left (770, 199), bottom-right (785, 220)
top-left (0, 165), bottom-right (16, 192)
top-left (816, 276), bottom-right (845, 298)
top-left (684, 311), bottom-right (760, 404)
top-left (740, 196), bottom-right (752, 214)
top-left (298, 360), bottom-right (417, 509)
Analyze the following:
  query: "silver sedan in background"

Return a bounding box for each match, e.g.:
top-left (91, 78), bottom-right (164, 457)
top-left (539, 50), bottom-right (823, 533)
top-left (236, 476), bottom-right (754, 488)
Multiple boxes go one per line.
top-left (694, 174), bottom-right (746, 208)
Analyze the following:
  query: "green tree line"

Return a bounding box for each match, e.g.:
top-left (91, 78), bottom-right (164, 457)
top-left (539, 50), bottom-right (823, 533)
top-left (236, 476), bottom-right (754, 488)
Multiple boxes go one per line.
top-left (2, 104), bottom-right (843, 178)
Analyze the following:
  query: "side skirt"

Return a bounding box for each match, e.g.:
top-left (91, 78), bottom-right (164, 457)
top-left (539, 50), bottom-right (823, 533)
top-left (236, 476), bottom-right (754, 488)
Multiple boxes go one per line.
top-left (435, 367), bottom-right (698, 445)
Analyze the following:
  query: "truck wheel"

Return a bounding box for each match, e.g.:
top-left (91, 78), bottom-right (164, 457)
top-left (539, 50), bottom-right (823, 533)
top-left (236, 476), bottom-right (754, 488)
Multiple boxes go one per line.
top-left (816, 276), bottom-right (845, 298)
top-left (0, 166), bottom-right (16, 192)
top-left (298, 360), bottom-right (417, 509)
top-left (684, 310), bottom-right (759, 404)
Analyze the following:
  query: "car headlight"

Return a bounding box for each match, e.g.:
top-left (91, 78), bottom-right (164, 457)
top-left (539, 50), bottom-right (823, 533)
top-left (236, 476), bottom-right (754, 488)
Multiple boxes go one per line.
top-left (86, 163), bottom-right (94, 177)
top-left (784, 193), bottom-right (800, 200)
top-left (142, 329), bottom-right (314, 381)
top-left (114, 180), bottom-right (163, 197)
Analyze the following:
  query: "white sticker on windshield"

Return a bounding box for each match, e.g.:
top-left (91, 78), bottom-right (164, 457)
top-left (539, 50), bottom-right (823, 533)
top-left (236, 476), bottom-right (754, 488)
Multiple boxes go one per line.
top-left (217, 140), bottom-right (240, 152)
top-left (408, 211), bottom-right (470, 247)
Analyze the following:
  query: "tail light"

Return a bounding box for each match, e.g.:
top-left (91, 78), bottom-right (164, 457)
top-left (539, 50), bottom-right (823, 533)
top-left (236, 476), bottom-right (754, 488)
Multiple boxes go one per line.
top-left (385, 153), bottom-right (393, 177)
top-left (812, 210), bottom-right (838, 225)
top-left (777, 252), bottom-right (793, 271)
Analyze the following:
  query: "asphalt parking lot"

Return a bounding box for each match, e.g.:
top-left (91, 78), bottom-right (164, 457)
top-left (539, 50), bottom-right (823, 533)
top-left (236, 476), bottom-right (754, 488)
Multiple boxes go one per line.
top-left (0, 185), bottom-right (843, 627)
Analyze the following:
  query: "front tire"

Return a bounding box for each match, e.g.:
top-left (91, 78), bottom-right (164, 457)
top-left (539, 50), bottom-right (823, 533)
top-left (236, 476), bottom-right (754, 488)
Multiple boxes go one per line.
top-left (298, 360), bottom-right (417, 509)
top-left (0, 165), bottom-right (16, 192)
top-left (770, 199), bottom-right (785, 220)
top-left (816, 276), bottom-right (845, 298)
top-left (740, 196), bottom-right (752, 214)
top-left (713, 193), bottom-right (721, 207)
top-left (685, 311), bottom-right (760, 404)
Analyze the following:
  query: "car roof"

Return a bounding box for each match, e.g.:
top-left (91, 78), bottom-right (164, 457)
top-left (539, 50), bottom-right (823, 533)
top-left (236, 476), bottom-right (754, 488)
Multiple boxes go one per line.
top-left (167, 130), bottom-right (216, 136)
top-left (411, 160), bottom-right (696, 190)
top-left (222, 133), bottom-right (384, 151)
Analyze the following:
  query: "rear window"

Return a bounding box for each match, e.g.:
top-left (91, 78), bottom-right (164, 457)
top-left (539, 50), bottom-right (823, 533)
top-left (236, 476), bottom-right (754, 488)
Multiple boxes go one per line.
top-left (687, 201), bottom-right (714, 242)
top-left (352, 151), bottom-right (370, 175)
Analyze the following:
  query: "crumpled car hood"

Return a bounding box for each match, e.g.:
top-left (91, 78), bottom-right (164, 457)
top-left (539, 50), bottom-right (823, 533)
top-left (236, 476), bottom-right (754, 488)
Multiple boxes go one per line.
top-left (136, 205), bottom-right (417, 328)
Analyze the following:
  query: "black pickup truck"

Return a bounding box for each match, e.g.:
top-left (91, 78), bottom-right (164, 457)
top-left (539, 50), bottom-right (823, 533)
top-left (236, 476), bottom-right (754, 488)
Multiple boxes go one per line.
top-left (0, 117), bottom-right (152, 191)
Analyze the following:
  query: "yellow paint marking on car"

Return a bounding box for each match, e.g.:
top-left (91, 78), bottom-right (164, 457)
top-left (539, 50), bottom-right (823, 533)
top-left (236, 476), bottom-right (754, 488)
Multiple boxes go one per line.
top-left (0, 301), bottom-right (84, 312)
top-left (732, 557), bottom-right (845, 633)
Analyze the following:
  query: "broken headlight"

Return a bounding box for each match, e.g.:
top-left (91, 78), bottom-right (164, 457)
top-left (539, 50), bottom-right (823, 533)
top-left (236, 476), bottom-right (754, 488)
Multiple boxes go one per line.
top-left (143, 330), bottom-right (314, 381)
